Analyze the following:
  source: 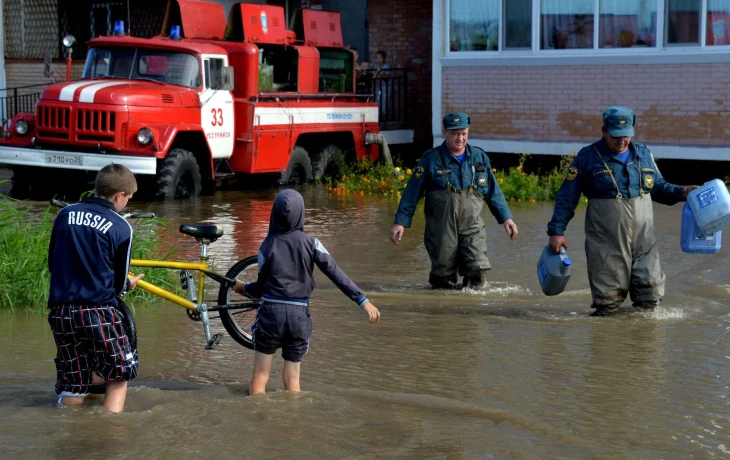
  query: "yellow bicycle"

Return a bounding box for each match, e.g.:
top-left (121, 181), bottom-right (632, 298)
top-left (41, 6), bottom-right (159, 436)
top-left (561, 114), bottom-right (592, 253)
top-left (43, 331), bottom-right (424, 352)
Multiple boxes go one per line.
top-left (51, 199), bottom-right (261, 350)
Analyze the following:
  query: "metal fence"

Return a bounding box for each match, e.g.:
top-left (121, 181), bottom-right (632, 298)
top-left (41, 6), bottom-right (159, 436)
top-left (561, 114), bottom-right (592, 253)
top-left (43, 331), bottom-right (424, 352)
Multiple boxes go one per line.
top-left (357, 68), bottom-right (409, 130)
top-left (0, 84), bottom-right (50, 122)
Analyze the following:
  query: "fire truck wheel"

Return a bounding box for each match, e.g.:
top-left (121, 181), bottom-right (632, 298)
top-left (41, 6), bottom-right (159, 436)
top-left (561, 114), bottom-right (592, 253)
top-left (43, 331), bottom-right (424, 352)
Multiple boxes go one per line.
top-left (278, 146), bottom-right (313, 185)
top-left (312, 145), bottom-right (344, 181)
top-left (156, 148), bottom-right (202, 200)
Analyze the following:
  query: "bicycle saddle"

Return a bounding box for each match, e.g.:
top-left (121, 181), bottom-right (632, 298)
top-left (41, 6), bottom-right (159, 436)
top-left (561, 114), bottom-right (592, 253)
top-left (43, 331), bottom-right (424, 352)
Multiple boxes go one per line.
top-left (179, 224), bottom-right (224, 243)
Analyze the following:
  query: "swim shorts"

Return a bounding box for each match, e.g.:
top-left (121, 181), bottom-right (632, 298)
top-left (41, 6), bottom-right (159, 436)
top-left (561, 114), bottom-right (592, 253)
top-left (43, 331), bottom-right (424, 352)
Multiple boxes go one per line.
top-left (252, 302), bottom-right (312, 362)
top-left (48, 304), bottom-right (138, 397)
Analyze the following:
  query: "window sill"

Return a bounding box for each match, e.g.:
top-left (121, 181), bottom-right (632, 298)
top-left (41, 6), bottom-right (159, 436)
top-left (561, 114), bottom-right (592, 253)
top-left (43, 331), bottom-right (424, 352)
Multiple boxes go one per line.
top-left (441, 46), bottom-right (730, 67)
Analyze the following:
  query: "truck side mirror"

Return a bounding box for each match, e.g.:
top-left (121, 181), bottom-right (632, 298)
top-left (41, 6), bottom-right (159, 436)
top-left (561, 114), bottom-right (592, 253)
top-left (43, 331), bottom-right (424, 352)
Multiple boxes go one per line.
top-left (220, 66), bottom-right (234, 91)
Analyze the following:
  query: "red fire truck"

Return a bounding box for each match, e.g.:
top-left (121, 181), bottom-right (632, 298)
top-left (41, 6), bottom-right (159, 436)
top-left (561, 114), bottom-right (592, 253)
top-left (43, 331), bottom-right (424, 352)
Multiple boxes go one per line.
top-left (0, 0), bottom-right (383, 199)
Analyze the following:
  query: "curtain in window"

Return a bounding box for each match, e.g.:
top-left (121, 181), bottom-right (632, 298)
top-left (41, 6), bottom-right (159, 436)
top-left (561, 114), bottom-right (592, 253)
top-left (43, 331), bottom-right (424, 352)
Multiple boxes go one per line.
top-left (449, 0), bottom-right (499, 51)
top-left (666, 0), bottom-right (700, 44)
top-left (540, 0), bottom-right (594, 49)
top-left (599, 0), bottom-right (656, 48)
top-left (707, 0), bottom-right (730, 45)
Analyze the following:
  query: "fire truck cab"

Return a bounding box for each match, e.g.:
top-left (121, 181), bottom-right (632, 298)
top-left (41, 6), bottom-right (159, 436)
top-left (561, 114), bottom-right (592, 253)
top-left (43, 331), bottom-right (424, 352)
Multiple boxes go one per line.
top-left (0, 0), bottom-right (381, 199)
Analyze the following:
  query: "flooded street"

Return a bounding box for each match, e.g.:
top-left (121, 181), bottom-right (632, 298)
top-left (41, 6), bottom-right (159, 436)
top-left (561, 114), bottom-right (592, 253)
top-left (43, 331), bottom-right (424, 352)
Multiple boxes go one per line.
top-left (1, 186), bottom-right (729, 458)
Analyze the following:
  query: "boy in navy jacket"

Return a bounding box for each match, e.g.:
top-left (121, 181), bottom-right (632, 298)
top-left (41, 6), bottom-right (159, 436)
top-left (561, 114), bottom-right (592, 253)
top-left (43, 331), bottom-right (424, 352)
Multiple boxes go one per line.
top-left (235, 189), bottom-right (380, 395)
top-left (47, 163), bottom-right (143, 412)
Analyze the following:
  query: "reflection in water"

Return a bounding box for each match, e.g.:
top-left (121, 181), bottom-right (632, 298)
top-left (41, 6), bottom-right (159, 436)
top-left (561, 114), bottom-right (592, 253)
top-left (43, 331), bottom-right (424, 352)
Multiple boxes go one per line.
top-left (1, 187), bottom-right (729, 457)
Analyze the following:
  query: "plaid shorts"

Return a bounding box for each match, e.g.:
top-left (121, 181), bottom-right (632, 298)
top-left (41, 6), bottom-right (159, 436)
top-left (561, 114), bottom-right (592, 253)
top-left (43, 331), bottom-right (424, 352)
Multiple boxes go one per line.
top-left (48, 304), bottom-right (138, 397)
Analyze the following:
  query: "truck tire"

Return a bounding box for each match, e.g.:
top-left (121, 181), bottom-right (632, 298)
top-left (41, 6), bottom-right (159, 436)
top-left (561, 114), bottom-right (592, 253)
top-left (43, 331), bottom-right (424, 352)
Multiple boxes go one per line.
top-left (156, 148), bottom-right (202, 200)
top-left (312, 145), bottom-right (344, 181)
top-left (277, 146), bottom-right (312, 185)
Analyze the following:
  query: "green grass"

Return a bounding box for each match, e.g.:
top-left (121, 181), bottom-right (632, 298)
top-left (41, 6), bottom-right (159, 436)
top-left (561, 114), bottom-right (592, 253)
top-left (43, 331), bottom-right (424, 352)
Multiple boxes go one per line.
top-left (0, 194), bottom-right (175, 311)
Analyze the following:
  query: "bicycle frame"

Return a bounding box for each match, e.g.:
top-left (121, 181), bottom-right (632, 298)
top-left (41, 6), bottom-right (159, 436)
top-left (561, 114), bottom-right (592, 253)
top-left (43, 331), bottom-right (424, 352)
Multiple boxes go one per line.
top-left (129, 239), bottom-right (239, 349)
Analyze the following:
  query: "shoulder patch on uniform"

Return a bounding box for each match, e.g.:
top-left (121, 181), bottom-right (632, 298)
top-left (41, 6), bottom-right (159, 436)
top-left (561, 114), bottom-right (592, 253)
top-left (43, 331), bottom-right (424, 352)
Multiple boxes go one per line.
top-left (566, 165), bottom-right (578, 180)
top-left (644, 175), bottom-right (654, 189)
top-left (414, 165), bottom-right (424, 179)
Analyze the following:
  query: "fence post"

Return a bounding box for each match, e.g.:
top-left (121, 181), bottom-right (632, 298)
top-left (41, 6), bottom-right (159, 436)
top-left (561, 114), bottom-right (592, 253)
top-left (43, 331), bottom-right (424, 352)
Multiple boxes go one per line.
top-left (12, 88), bottom-right (18, 120)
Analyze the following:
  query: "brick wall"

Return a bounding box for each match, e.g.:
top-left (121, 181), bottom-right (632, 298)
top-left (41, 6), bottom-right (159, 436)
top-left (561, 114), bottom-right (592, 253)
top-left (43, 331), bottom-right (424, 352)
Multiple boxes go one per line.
top-left (442, 63), bottom-right (730, 147)
top-left (5, 61), bottom-right (84, 90)
top-left (368, 0), bottom-right (432, 147)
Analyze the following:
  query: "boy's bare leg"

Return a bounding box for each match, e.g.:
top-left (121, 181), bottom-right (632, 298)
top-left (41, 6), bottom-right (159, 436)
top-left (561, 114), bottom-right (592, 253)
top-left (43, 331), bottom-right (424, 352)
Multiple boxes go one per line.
top-left (61, 395), bottom-right (86, 407)
top-left (282, 360), bottom-right (301, 392)
top-left (250, 351), bottom-right (274, 395)
top-left (103, 381), bottom-right (128, 413)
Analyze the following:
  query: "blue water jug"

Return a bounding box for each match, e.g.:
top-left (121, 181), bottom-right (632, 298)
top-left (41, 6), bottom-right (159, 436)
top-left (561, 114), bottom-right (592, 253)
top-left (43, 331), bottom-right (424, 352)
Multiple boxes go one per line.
top-left (681, 201), bottom-right (721, 254)
top-left (687, 179), bottom-right (730, 234)
top-left (537, 245), bottom-right (572, 296)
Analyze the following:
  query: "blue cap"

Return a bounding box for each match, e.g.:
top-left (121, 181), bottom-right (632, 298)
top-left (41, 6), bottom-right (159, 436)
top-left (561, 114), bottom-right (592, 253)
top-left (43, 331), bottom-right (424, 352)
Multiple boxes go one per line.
top-left (603, 106), bottom-right (635, 137)
top-left (442, 112), bottom-right (470, 130)
top-left (562, 257), bottom-right (571, 266)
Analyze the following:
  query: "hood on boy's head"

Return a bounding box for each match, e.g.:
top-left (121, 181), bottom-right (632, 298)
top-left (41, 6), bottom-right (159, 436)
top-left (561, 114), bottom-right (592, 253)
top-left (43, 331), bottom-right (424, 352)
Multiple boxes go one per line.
top-left (269, 189), bottom-right (305, 234)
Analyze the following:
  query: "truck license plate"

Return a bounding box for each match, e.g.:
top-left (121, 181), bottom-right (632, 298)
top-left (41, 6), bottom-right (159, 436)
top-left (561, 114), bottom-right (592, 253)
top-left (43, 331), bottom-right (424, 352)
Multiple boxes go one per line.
top-left (44, 154), bottom-right (83, 166)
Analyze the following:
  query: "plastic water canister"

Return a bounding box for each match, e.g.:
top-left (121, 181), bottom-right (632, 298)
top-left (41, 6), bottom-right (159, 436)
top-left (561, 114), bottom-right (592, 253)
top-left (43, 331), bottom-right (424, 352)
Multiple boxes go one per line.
top-left (537, 245), bottom-right (572, 296)
top-left (687, 179), bottom-right (730, 235)
top-left (681, 201), bottom-right (721, 254)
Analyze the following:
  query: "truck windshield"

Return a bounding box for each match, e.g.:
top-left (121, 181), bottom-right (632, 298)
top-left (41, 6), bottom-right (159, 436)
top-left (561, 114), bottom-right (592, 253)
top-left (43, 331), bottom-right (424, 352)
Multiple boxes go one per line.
top-left (83, 47), bottom-right (201, 88)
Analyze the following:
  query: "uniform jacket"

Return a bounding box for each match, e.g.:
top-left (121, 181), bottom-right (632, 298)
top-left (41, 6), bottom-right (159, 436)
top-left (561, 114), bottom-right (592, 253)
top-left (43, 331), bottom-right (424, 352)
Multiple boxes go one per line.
top-left (48, 197), bottom-right (133, 306)
top-left (394, 142), bottom-right (512, 228)
top-left (244, 189), bottom-right (368, 307)
top-left (547, 139), bottom-right (685, 236)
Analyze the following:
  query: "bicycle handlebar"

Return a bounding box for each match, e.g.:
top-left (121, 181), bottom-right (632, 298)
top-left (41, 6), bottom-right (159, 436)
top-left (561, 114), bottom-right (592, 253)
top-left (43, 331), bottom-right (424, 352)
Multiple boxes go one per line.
top-left (50, 198), bottom-right (69, 208)
top-left (50, 198), bottom-right (155, 219)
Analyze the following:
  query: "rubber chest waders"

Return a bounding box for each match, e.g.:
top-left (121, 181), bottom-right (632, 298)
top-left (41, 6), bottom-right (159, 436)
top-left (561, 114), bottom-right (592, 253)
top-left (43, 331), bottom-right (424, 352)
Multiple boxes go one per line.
top-left (423, 149), bottom-right (492, 287)
top-left (586, 147), bottom-right (664, 311)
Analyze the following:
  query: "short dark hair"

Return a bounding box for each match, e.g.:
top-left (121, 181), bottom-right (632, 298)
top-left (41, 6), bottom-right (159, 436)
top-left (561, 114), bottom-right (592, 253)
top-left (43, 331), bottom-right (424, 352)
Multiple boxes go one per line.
top-left (376, 50), bottom-right (386, 59)
top-left (95, 163), bottom-right (137, 199)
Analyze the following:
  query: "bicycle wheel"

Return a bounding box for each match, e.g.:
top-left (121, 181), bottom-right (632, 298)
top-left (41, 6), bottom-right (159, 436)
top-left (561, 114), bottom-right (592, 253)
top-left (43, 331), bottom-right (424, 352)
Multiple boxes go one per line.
top-left (116, 298), bottom-right (138, 351)
top-left (218, 255), bottom-right (260, 349)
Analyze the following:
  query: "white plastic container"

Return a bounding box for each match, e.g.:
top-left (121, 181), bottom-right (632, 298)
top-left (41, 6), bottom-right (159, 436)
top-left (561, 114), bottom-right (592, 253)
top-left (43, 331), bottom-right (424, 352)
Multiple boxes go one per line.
top-left (687, 179), bottom-right (730, 235)
top-left (537, 245), bottom-right (572, 296)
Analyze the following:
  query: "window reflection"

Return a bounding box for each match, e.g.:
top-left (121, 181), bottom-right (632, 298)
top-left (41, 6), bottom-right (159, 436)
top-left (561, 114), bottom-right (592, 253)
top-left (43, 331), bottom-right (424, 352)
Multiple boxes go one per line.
top-left (449, 0), bottom-right (499, 51)
top-left (599, 0), bottom-right (657, 48)
top-left (666, 0), bottom-right (700, 45)
top-left (541, 0), bottom-right (595, 49)
top-left (707, 0), bottom-right (730, 46)
top-left (505, 0), bottom-right (532, 49)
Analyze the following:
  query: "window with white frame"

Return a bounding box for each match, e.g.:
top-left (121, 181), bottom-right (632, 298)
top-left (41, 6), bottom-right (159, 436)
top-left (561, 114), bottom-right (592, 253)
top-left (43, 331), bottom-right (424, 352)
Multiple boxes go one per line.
top-left (505, 0), bottom-right (533, 49)
top-left (449, 0), bottom-right (500, 51)
top-left (447, 0), bottom-right (730, 53)
top-left (541, 0), bottom-right (594, 49)
top-left (599, 0), bottom-right (657, 48)
top-left (708, 0), bottom-right (730, 46)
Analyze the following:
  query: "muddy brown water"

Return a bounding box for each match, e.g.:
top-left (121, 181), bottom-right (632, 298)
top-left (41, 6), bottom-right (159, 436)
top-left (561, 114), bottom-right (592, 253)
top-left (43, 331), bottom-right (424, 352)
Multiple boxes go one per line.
top-left (1, 187), bottom-right (729, 458)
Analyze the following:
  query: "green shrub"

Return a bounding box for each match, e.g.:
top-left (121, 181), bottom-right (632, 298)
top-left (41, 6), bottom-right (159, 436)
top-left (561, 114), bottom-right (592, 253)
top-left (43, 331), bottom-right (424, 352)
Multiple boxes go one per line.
top-left (325, 154), bottom-right (584, 202)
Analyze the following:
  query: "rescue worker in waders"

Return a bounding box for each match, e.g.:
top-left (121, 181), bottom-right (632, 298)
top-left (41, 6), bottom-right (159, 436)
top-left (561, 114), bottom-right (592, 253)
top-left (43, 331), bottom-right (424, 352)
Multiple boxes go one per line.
top-left (547, 106), bottom-right (698, 316)
top-left (390, 112), bottom-right (518, 290)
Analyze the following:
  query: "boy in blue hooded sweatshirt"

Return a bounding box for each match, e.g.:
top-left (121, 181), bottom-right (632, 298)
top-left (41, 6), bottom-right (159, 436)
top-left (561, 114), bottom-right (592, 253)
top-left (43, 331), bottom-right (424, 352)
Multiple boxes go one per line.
top-left (235, 189), bottom-right (380, 395)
